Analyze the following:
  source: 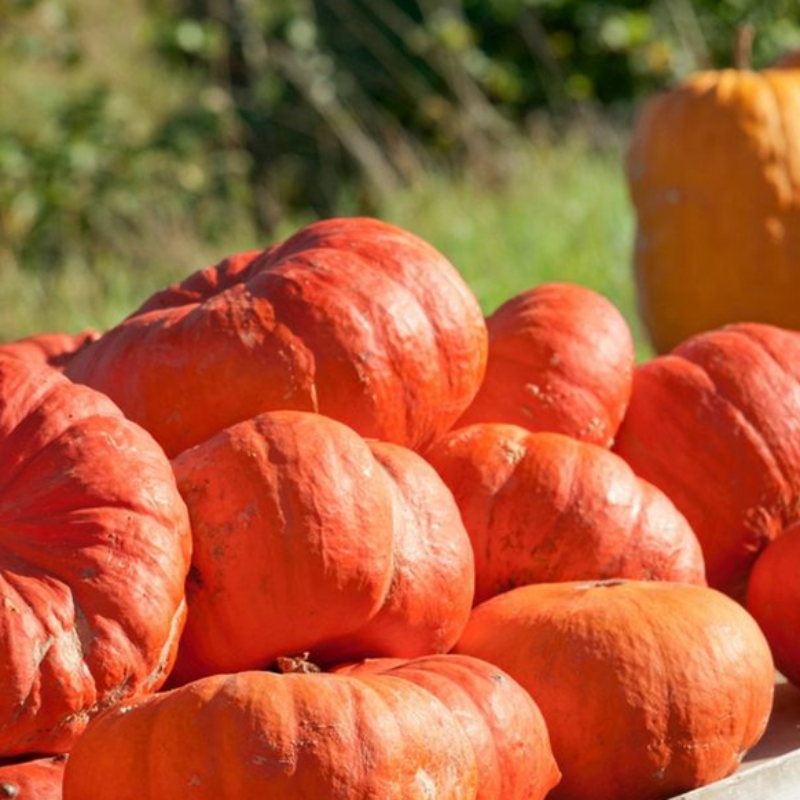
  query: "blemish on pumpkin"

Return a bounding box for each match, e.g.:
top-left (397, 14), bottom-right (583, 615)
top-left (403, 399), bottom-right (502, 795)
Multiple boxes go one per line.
top-left (0, 783), bottom-right (19, 798)
top-left (187, 565), bottom-right (204, 589)
top-left (575, 578), bottom-right (627, 590)
top-left (500, 440), bottom-right (526, 465)
top-left (414, 768), bottom-right (436, 798)
top-left (276, 652), bottom-right (322, 674)
top-left (525, 383), bottom-right (542, 398)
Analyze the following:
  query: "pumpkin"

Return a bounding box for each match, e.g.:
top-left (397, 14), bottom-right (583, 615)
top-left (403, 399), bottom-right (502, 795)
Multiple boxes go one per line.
top-left (169, 410), bottom-right (474, 684)
top-left (63, 669), bottom-right (480, 799)
top-left (746, 523), bottom-right (800, 686)
top-left (66, 217), bottom-right (488, 456)
top-left (0, 330), bottom-right (99, 372)
top-left (0, 357), bottom-right (191, 756)
top-left (614, 323), bottom-right (800, 596)
top-left (455, 580), bottom-right (775, 800)
top-left (336, 654), bottom-right (561, 800)
top-left (455, 283), bottom-right (634, 446)
top-left (427, 423), bottom-right (705, 604)
top-left (627, 62), bottom-right (800, 352)
top-left (0, 755), bottom-right (66, 800)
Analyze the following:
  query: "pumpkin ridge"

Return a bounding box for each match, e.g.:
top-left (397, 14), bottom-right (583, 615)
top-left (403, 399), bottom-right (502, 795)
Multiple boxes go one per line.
top-left (528, 435), bottom-right (585, 580)
top-left (6, 613), bottom-right (93, 736)
top-left (676, 346), bottom-right (791, 509)
top-left (365, 454), bottom-right (405, 615)
top-left (628, 479), bottom-right (704, 582)
top-left (485, 431), bottom-right (541, 586)
top-left (351, 672), bottom-right (476, 797)
top-left (616, 363), bottom-right (759, 532)
top-left (608, 475), bottom-right (646, 576)
top-left (381, 660), bottom-right (501, 793)
top-left (732, 326), bottom-right (800, 389)
top-left (0, 383), bottom-right (112, 498)
top-left (635, 591), bottom-right (684, 779)
top-left (264, 253), bottom-right (421, 437)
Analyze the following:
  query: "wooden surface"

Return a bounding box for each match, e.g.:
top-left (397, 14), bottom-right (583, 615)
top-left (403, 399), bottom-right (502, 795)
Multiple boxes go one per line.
top-left (672, 675), bottom-right (800, 799)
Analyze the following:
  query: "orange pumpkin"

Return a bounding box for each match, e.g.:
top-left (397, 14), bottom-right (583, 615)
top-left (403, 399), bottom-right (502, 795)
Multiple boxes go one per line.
top-left (169, 410), bottom-right (474, 684)
top-left (627, 64), bottom-right (800, 352)
top-left (614, 323), bottom-right (800, 596)
top-left (456, 580), bottom-right (775, 800)
top-left (63, 670), bottom-right (480, 799)
top-left (66, 218), bottom-right (487, 456)
top-left (455, 283), bottom-right (634, 446)
top-left (428, 424), bottom-right (705, 604)
top-left (0, 357), bottom-right (191, 756)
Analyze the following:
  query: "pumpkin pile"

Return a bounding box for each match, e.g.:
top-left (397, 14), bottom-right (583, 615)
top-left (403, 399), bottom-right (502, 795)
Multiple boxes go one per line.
top-left (0, 215), bottom-right (795, 799)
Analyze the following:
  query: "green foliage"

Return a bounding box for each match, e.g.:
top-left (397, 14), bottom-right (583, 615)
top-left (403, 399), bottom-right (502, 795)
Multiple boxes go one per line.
top-left (0, 0), bottom-right (254, 273)
top-left (0, 133), bottom-right (648, 358)
top-left (1, 0), bottom-right (799, 353)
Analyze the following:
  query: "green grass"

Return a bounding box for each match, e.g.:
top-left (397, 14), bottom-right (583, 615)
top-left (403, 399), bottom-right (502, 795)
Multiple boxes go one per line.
top-left (382, 132), bottom-right (645, 344)
top-left (1, 132), bottom-right (651, 358)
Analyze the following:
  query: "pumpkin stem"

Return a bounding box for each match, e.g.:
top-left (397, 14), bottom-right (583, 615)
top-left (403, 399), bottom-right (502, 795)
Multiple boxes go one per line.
top-left (734, 24), bottom-right (754, 70)
top-left (276, 652), bottom-right (322, 674)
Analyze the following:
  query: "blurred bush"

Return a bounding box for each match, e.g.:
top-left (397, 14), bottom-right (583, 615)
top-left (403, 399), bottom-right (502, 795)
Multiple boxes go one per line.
top-left (2, 0), bottom-right (799, 274)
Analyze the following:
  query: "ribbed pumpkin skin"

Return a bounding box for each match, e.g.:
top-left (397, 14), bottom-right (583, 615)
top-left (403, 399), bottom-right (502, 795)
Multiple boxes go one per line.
top-left (628, 69), bottom-right (800, 353)
top-left (169, 410), bottom-right (474, 684)
top-left (0, 330), bottom-right (99, 371)
top-left (614, 323), bottom-right (800, 596)
top-left (0, 358), bottom-right (192, 756)
top-left (428, 424), bottom-right (705, 605)
top-left (66, 217), bottom-right (488, 457)
top-left (747, 523), bottom-right (800, 686)
top-left (0, 754), bottom-right (67, 799)
top-left (62, 671), bottom-right (479, 800)
top-left (337, 654), bottom-right (561, 800)
top-left (456, 284), bottom-right (634, 446)
top-left (455, 581), bottom-right (775, 800)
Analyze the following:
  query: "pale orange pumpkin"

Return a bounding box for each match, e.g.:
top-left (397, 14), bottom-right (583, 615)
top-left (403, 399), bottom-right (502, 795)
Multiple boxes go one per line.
top-left (64, 670), bottom-right (480, 799)
top-left (628, 62), bottom-right (800, 352)
top-left (456, 580), bottom-right (775, 800)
